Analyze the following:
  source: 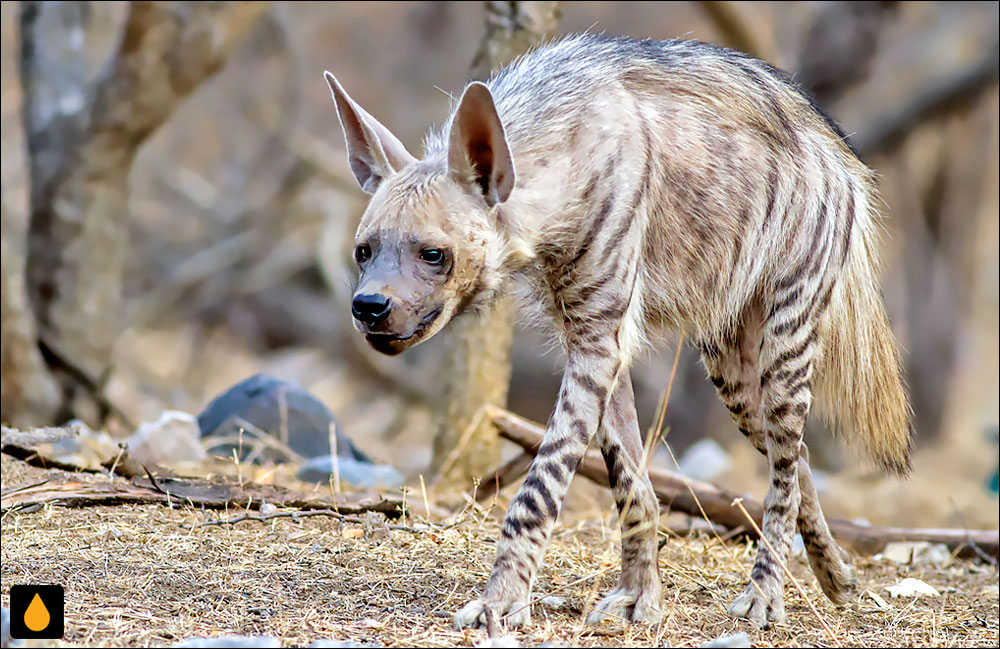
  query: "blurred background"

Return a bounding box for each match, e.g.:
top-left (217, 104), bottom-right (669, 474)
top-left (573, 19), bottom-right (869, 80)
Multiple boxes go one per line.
top-left (2, 2), bottom-right (997, 528)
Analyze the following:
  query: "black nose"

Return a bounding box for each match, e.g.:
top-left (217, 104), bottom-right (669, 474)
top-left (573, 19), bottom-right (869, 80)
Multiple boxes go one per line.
top-left (352, 293), bottom-right (392, 326)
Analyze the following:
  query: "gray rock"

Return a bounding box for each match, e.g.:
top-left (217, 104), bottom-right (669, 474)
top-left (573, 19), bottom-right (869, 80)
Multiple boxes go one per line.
top-left (475, 635), bottom-right (520, 648)
top-left (677, 438), bottom-right (732, 482)
top-left (172, 637), bottom-right (280, 648)
top-left (699, 632), bottom-right (751, 648)
top-left (539, 595), bottom-right (566, 610)
top-left (2, 606), bottom-right (24, 649)
top-left (48, 419), bottom-right (121, 469)
top-left (197, 374), bottom-right (367, 462)
top-left (298, 455), bottom-right (405, 489)
top-left (128, 410), bottom-right (207, 466)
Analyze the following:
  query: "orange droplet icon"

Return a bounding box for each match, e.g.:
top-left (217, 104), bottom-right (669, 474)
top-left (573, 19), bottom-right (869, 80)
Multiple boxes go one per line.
top-left (24, 592), bottom-right (51, 632)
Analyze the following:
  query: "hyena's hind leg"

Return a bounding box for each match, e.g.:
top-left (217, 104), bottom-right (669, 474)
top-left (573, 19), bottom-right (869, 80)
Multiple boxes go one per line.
top-left (796, 443), bottom-right (857, 604)
top-left (701, 322), bottom-right (802, 625)
top-left (586, 371), bottom-right (663, 624)
top-left (700, 304), bottom-right (854, 626)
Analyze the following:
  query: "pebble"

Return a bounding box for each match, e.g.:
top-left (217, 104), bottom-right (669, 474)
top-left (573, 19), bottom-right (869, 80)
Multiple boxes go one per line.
top-left (297, 455), bottom-right (405, 489)
top-left (676, 438), bottom-right (732, 482)
top-left (699, 631), bottom-right (751, 648)
top-left (172, 637), bottom-right (280, 648)
top-left (127, 410), bottom-right (206, 466)
top-left (539, 596), bottom-right (566, 610)
top-left (876, 542), bottom-right (951, 566)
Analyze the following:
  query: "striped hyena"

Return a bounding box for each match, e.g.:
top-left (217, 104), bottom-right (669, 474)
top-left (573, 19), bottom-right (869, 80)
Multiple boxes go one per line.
top-left (324, 34), bottom-right (911, 629)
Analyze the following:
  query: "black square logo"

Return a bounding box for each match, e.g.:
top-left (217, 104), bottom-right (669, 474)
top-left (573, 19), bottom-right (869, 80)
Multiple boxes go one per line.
top-left (9, 585), bottom-right (64, 639)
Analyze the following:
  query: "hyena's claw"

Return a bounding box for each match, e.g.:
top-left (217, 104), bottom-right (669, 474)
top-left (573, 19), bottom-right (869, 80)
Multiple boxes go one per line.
top-left (728, 582), bottom-right (785, 628)
top-left (453, 598), bottom-right (531, 630)
top-left (586, 587), bottom-right (664, 625)
top-left (811, 546), bottom-right (857, 605)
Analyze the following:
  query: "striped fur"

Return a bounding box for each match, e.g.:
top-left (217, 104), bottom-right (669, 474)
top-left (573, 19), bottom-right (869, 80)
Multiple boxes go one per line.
top-left (325, 33), bottom-right (911, 629)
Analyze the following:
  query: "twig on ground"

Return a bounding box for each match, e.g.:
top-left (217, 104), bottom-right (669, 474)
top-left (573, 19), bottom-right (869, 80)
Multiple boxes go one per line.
top-left (185, 508), bottom-right (420, 532)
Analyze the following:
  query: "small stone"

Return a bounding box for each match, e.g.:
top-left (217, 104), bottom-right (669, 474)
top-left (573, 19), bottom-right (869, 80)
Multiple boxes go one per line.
top-left (475, 635), bottom-right (520, 648)
top-left (539, 595), bottom-right (566, 610)
top-left (172, 637), bottom-right (280, 648)
top-left (50, 420), bottom-right (122, 469)
top-left (342, 528), bottom-right (365, 540)
top-left (676, 439), bottom-right (732, 482)
top-left (699, 631), bottom-right (751, 648)
top-left (128, 410), bottom-right (206, 466)
top-left (259, 502), bottom-right (277, 516)
top-left (877, 542), bottom-right (951, 566)
top-left (297, 455), bottom-right (405, 489)
top-left (885, 578), bottom-right (941, 598)
top-left (2, 606), bottom-right (25, 648)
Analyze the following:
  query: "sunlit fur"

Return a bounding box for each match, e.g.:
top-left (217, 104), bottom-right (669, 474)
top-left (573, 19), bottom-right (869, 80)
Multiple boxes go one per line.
top-left (330, 33), bottom-right (912, 630)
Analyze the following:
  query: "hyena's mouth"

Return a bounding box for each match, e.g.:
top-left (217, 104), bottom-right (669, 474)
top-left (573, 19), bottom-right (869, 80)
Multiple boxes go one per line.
top-left (365, 307), bottom-right (443, 355)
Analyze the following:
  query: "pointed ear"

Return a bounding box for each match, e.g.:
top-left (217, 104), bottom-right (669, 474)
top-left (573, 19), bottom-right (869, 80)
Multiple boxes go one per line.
top-left (447, 82), bottom-right (515, 206)
top-left (324, 71), bottom-right (416, 193)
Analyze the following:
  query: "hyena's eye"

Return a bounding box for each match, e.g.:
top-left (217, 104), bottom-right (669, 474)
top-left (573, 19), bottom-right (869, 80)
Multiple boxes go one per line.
top-left (419, 248), bottom-right (445, 265)
top-left (354, 243), bottom-right (372, 264)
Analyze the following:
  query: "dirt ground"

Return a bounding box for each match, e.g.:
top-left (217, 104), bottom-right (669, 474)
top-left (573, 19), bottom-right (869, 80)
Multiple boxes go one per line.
top-left (2, 455), bottom-right (998, 648)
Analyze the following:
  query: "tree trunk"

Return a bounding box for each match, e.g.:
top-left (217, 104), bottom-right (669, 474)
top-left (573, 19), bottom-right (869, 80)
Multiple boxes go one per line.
top-left (431, 1), bottom-right (561, 479)
top-left (1, 203), bottom-right (61, 428)
top-left (5, 1), bottom-right (267, 427)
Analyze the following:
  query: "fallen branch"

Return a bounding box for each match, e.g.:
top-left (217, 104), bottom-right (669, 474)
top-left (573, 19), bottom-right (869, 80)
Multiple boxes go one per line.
top-left (1, 424), bottom-right (162, 478)
top-left (1, 471), bottom-right (403, 519)
top-left (187, 509), bottom-right (419, 531)
top-left (485, 406), bottom-right (999, 559)
top-left (476, 450), bottom-right (534, 503)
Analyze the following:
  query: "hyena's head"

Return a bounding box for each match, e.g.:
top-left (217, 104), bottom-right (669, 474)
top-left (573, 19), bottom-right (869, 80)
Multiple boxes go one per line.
top-left (324, 72), bottom-right (516, 356)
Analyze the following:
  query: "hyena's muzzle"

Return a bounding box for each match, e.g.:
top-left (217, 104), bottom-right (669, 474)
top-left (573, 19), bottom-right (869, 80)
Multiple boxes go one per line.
top-left (351, 250), bottom-right (445, 356)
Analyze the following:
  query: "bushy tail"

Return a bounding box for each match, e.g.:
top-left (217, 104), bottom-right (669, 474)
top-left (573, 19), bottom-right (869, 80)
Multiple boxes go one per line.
top-left (814, 194), bottom-right (913, 476)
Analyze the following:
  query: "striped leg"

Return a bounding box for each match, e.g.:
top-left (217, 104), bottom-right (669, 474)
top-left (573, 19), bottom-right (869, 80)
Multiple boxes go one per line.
top-left (721, 300), bottom-right (821, 627)
top-left (796, 444), bottom-right (857, 604)
top-left (587, 371), bottom-right (663, 624)
top-left (702, 335), bottom-right (857, 619)
top-left (454, 352), bottom-right (622, 629)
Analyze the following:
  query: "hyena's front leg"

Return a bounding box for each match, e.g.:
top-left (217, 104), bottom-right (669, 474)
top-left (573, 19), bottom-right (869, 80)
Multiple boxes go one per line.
top-left (587, 371), bottom-right (663, 624)
top-left (454, 354), bottom-right (621, 629)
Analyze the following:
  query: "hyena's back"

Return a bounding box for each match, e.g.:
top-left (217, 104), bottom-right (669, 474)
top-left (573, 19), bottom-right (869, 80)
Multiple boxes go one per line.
top-left (483, 34), bottom-right (911, 473)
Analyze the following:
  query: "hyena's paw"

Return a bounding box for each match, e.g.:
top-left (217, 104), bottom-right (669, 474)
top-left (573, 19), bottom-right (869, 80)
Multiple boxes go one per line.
top-left (810, 545), bottom-right (857, 605)
top-left (728, 581), bottom-right (785, 628)
top-left (453, 596), bottom-right (531, 630)
top-left (586, 585), bottom-right (664, 625)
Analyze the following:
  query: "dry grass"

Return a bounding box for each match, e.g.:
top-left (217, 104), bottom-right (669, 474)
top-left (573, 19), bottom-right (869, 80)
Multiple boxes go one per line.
top-left (2, 455), bottom-right (998, 648)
